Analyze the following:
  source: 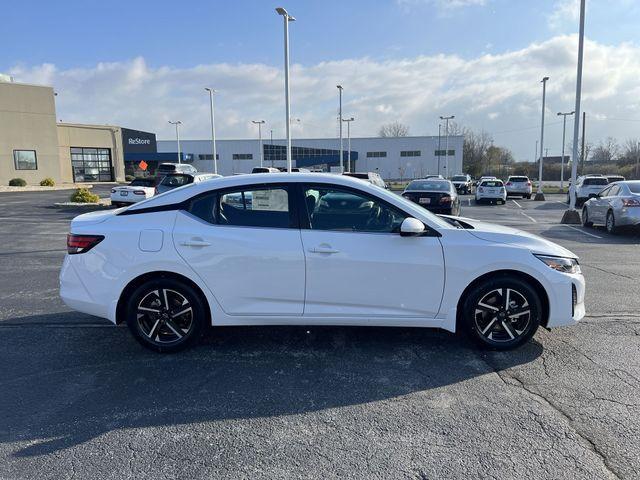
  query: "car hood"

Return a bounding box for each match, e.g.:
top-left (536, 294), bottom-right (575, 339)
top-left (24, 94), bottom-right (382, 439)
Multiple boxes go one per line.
top-left (442, 215), bottom-right (577, 259)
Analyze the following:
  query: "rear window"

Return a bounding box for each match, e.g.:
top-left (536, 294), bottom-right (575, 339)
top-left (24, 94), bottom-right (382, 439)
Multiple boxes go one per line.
top-left (407, 180), bottom-right (451, 191)
top-left (343, 173), bottom-right (369, 179)
top-left (160, 174), bottom-right (193, 187)
top-left (480, 180), bottom-right (503, 187)
top-left (451, 176), bottom-right (467, 181)
top-left (158, 164), bottom-right (178, 173)
top-left (583, 178), bottom-right (608, 186)
top-left (130, 178), bottom-right (155, 187)
top-left (509, 177), bottom-right (529, 182)
top-left (628, 183), bottom-right (640, 194)
top-left (607, 176), bottom-right (625, 183)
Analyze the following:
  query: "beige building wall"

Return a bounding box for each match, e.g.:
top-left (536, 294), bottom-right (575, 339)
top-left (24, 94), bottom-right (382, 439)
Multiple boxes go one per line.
top-left (57, 124), bottom-right (126, 182)
top-left (0, 82), bottom-right (61, 185)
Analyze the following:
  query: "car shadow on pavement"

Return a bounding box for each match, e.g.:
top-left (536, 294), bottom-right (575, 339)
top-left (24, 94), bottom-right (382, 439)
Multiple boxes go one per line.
top-left (0, 313), bottom-right (543, 458)
top-left (539, 225), bottom-right (640, 244)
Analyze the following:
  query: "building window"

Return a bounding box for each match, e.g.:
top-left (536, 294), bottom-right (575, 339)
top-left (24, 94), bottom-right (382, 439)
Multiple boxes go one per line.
top-left (71, 147), bottom-right (113, 182)
top-left (435, 149), bottom-right (455, 156)
top-left (198, 154), bottom-right (219, 160)
top-left (366, 151), bottom-right (387, 158)
top-left (233, 153), bottom-right (253, 160)
top-left (400, 150), bottom-right (421, 157)
top-left (13, 150), bottom-right (38, 170)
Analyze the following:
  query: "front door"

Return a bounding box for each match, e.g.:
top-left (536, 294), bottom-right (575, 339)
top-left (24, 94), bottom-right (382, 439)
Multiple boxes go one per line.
top-left (173, 184), bottom-right (305, 316)
top-left (300, 184), bottom-right (445, 318)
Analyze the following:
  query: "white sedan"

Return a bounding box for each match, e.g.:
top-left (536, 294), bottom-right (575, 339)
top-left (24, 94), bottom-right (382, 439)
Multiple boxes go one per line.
top-left (110, 178), bottom-right (156, 207)
top-left (61, 173), bottom-right (585, 352)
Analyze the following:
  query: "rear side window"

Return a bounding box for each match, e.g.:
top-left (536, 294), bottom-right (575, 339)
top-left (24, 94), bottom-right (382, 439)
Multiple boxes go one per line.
top-left (218, 186), bottom-right (292, 228)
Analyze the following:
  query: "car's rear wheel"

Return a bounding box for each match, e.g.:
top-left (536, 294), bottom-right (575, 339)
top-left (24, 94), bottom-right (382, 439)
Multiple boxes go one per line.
top-left (126, 278), bottom-right (206, 352)
top-left (606, 210), bottom-right (617, 234)
top-left (582, 207), bottom-right (593, 227)
top-left (461, 275), bottom-right (542, 350)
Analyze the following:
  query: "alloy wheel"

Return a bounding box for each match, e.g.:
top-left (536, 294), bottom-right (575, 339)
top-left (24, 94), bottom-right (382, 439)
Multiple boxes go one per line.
top-left (474, 288), bottom-right (531, 343)
top-left (606, 211), bottom-right (615, 233)
top-left (136, 288), bottom-right (194, 344)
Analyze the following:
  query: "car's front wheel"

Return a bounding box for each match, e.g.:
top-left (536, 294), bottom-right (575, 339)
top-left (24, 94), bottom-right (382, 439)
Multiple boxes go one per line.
top-left (461, 275), bottom-right (542, 350)
top-left (125, 278), bottom-right (206, 352)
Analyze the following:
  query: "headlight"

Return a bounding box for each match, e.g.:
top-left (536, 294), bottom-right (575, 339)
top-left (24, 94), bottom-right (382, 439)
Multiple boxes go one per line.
top-left (535, 254), bottom-right (581, 274)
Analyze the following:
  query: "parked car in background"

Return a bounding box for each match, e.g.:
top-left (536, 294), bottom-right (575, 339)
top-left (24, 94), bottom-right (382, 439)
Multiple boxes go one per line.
top-left (156, 173), bottom-right (222, 194)
top-left (402, 179), bottom-right (461, 215)
top-left (157, 163), bottom-right (198, 176)
top-left (451, 174), bottom-right (472, 194)
top-left (111, 177), bottom-right (157, 207)
top-left (343, 172), bottom-right (387, 188)
top-left (606, 175), bottom-right (625, 184)
top-left (582, 180), bottom-right (640, 234)
top-left (571, 175), bottom-right (610, 206)
top-left (476, 179), bottom-right (507, 204)
top-left (277, 167), bottom-right (311, 173)
top-left (252, 167), bottom-right (281, 173)
top-left (505, 176), bottom-right (533, 199)
top-left (61, 173), bottom-right (585, 353)
top-left (424, 174), bottom-right (444, 180)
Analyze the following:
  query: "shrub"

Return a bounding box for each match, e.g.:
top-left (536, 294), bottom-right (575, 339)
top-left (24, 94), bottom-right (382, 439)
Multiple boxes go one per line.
top-left (40, 177), bottom-right (55, 187)
top-left (9, 178), bottom-right (27, 187)
top-left (70, 188), bottom-right (100, 203)
top-left (125, 175), bottom-right (135, 182)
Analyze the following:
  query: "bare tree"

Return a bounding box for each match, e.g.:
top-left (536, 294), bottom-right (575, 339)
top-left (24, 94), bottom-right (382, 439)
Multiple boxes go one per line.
top-left (590, 137), bottom-right (619, 163)
top-left (378, 121), bottom-right (410, 137)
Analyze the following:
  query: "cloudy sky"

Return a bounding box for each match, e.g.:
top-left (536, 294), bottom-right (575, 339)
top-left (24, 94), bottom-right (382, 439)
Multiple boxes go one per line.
top-left (4, 0), bottom-right (640, 161)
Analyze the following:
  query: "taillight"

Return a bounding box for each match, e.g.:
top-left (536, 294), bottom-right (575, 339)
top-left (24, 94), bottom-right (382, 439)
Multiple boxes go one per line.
top-left (527, 181), bottom-right (532, 186)
top-left (67, 234), bottom-right (104, 255)
top-left (133, 190), bottom-right (146, 195)
top-left (622, 198), bottom-right (640, 207)
top-left (440, 196), bottom-right (452, 203)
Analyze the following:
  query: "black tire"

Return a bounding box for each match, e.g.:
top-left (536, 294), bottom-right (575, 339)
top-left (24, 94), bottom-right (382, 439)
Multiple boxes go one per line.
top-left (582, 207), bottom-right (593, 228)
top-left (606, 210), bottom-right (617, 234)
top-left (125, 277), bottom-right (206, 352)
top-left (461, 275), bottom-right (542, 350)
top-left (525, 194), bottom-right (531, 199)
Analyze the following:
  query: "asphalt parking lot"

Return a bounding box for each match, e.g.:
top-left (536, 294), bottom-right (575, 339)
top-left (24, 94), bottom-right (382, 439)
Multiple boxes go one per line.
top-left (1, 188), bottom-right (639, 479)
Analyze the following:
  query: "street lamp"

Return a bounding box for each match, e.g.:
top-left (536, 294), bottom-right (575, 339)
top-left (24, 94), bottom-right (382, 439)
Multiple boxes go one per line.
top-left (437, 123), bottom-right (442, 176)
top-left (337, 85), bottom-right (344, 172)
top-left (252, 120), bottom-right (266, 167)
top-left (534, 77), bottom-right (550, 201)
top-left (168, 120), bottom-right (182, 164)
top-left (557, 111), bottom-right (575, 190)
top-left (439, 115), bottom-right (455, 178)
top-left (204, 88), bottom-right (218, 174)
top-left (342, 117), bottom-right (355, 172)
top-left (276, 7), bottom-right (295, 172)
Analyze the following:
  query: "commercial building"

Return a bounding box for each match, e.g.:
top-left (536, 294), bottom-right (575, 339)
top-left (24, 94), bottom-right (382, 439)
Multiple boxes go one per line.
top-left (158, 135), bottom-right (464, 180)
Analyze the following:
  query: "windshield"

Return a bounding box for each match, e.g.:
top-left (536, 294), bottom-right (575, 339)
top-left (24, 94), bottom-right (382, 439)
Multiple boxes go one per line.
top-left (160, 174), bottom-right (193, 187)
top-left (451, 176), bottom-right (467, 181)
top-left (406, 180), bottom-right (451, 191)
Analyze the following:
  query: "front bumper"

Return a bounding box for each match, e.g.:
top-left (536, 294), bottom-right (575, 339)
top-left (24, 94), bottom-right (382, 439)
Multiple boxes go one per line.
top-left (546, 270), bottom-right (585, 328)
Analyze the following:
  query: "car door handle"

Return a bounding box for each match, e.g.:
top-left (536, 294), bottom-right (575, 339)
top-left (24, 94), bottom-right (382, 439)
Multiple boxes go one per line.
top-left (309, 246), bottom-right (339, 254)
top-left (180, 240), bottom-right (211, 247)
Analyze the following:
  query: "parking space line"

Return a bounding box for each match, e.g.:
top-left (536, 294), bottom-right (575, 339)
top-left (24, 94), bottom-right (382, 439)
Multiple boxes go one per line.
top-left (520, 211), bottom-right (537, 223)
top-left (512, 199), bottom-right (522, 208)
top-left (563, 225), bottom-right (603, 239)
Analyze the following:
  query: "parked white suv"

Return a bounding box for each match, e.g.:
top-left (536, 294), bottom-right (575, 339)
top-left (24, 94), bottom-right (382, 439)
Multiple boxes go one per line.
top-left (505, 176), bottom-right (533, 199)
top-left (571, 175), bottom-right (609, 206)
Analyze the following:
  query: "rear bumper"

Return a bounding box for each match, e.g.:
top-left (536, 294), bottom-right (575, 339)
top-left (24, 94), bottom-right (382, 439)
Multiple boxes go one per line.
top-left (617, 208), bottom-right (640, 226)
top-left (59, 256), bottom-right (111, 320)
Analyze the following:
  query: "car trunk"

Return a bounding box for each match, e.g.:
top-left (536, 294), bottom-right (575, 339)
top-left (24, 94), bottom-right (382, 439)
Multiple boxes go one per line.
top-left (403, 191), bottom-right (450, 207)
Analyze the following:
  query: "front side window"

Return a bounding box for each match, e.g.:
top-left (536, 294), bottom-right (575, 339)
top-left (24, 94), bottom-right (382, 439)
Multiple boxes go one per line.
top-left (13, 150), bottom-right (38, 170)
top-left (304, 186), bottom-right (406, 233)
top-left (218, 186), bottom-right (291, 228)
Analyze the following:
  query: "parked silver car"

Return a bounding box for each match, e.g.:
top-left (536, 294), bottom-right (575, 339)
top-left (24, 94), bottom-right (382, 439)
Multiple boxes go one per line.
top-left (582, 180), bottom-right (640, 234)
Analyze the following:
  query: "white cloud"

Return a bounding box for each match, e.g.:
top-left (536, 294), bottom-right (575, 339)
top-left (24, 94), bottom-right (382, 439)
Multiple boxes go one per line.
top-left (548, 0), bottom-right (580, 30)
top-left (397, 0), bottom-right (487, 9)
top-left (9, 35), bottom-right (640, 161)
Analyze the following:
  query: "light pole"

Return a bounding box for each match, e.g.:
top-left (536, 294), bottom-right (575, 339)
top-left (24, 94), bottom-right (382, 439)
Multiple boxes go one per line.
top-left (204, 88), bottom-right (218, 174)
top-left (534, 77), bottom-right (549, 201)
top-left (437, 123), bottom-right (442, 176)
top-left (168, 120), bottom-right (182, 163)
top-left (276, 7), bottom-right (295, 172)
top-left (562, 0), bottom-right (586, 222)
top-left (557, 111), bottom-right (575, 190)
top-left (252, 120), bottom-right (266, 167)
top-left (337, 85), bottom-right (344, 172)
top-left (342, 117), bottom-right (354, 172)
top-left (440, 115), bottom-right (454, 178)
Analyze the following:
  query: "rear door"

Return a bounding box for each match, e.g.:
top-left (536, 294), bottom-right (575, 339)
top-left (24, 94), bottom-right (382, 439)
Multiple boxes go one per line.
top-left (299, 183), bottom-right (445, 318)
top-left (173, 183), bottom-right (305, 316)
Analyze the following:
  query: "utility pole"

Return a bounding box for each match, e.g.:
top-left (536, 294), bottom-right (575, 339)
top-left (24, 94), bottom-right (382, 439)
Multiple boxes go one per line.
top-left (535, 77), bottom-right (549, 201)
top-left (437, 124), bottom-right (442, 176)
top-left (557, 111), bottom-right (575, 190)
top-left (168, 120), bottom-right (182, 164)
top-left (204, 88), bottom-right (218, 174)
top-left (252, 120), bottom-right (266, 167)
top-left (337, 85), bottom-right (344, 172)
top-left (562, 0), bottom-right (586, 223)
top-left (276, 7), bottom-right (295, 172)
top-left (342, 117), bottom-right (354, 172)
top-left (440, 115), bottom-right (455, 178)
top-left (580, 112), bottom-right (586, 175)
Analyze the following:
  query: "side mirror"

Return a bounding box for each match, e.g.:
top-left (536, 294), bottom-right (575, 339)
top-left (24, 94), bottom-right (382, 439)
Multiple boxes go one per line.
top-left (400, 217), bottom-right (426, 237)
top-left (588, 193), bottom-right (599, 199)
